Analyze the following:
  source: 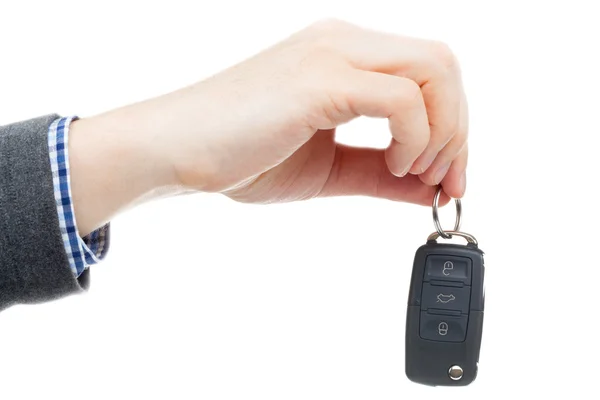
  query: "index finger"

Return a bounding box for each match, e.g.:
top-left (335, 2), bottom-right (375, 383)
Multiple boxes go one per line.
top-left (311, 20), bottom-right (464, 175)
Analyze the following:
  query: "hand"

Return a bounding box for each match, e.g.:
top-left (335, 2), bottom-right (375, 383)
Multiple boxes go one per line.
top-left (70, 20), bottom-right (467, 234)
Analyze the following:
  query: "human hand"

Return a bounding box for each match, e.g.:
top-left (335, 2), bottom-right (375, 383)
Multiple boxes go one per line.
top-left (186, 19), bottom-right (468, 205)
top-left (70, 20), bottom-right (468, 233)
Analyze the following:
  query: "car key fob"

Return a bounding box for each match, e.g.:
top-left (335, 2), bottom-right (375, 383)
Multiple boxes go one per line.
top-left (405, 187), bottom-right (485, 386)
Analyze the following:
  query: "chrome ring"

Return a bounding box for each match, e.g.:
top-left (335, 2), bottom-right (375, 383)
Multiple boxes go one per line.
top-left (432, 186), bottom-right (461, 239)
top-left (427, 231), bottom-right (478, 245)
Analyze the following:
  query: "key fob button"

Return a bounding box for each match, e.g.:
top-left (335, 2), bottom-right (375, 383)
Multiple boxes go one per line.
top-left (419, 312), bottom-right (468, 342)
top-left (425, 255), bottom-right (471, 284)
top-left (421, 283), bottom-right (471, 314)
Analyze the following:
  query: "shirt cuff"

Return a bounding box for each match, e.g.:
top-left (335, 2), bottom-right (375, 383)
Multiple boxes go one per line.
top-left (48, 116), bottom-right (110, 278)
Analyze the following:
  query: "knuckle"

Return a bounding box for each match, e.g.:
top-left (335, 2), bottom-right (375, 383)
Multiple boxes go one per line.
top-left (456, 139), bottom-right (469, 157)
top-left (461, 144), bottom-right (469, 159)
top-left (308, 18), bottom-right (352, 34)
top-left (455, 124), bottom-right (468, 144)
top-left (430, 40), bottom-right (458, 70)
top-left (416, 123), bottom-right (432, 148)
top-left (305, 39), bottom-right (335, 59)
top-left (407, 129), bottom-right (430, 151)
top-left (417, 132), bottom-right (431, 151)
top-left (448, 117), bottom-right (468, 147)
top-left (303, 19), bottom-right (357, 53)
top-left (441, 118), bottom-right (462, 146)
top-left (393, 80), bottom-right (423, 108)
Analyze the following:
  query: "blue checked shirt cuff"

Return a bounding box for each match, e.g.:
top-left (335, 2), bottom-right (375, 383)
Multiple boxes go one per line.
top-left (48, 116), bottom-right (110, 278)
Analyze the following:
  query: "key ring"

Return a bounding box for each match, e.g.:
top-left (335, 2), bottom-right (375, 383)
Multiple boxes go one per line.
top-left (427, 230), bottom-right (478, 245)
top-left (432, 185), bottom-right (461, 239)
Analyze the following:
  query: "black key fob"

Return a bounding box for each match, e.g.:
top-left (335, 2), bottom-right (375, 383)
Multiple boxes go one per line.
top-left (405, 188), bottom-right (485, 386)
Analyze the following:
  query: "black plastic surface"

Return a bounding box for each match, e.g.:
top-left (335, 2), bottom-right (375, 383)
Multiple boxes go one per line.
top-left (405, 240), bottom-right (485, 386)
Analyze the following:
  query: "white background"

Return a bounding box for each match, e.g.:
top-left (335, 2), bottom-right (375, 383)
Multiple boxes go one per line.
top-left (1, 1), bottom-right (599, 398)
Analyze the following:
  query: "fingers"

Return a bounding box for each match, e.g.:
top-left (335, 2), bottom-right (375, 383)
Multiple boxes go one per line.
top-left (441, 146), bottom-right (468, 199)
top-left (303, 19), bottom-right (467, 192)
top-left (309, 20), bottom-right (462, 163)
top-left (418, 88), bottom-right (469, 196)
top-left (339, 70), bottom-right (430, 177)
top-left (318, 144), bottom-right (451, 206)
top-left (408, 74), bottom-right (462, 175)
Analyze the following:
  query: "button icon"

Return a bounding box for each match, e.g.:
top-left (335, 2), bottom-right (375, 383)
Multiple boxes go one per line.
top-left (442, 261), bottom-right (454, 276)
top-left (438, 322), bottom-right (449, 336)
top-left (420, 313), bottom-right (468, 342)
top-left (436, 293), bottom-right (456, 304)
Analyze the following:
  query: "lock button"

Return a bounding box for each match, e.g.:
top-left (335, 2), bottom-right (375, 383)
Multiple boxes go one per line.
top-left (424, 255), bottom-right (471, 284)
top-left (419, 312), bottom-right (468, 342)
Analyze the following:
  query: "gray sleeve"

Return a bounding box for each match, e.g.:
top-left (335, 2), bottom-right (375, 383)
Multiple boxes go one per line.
top-left (0, 114), bottom-right (89, 312)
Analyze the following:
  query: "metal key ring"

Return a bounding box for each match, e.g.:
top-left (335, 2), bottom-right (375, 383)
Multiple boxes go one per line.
top-left (427, 230), bottom-right (478, 245)
top-left (432, 185), bottom-right (461, 239)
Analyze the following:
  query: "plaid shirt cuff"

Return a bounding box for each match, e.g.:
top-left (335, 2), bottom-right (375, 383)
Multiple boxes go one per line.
top-left (48, 116), bottom-right (110, 277)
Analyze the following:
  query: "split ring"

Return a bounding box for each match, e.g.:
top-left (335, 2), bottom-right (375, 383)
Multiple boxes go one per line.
top-left (432, 185), bottom-right (461, 239)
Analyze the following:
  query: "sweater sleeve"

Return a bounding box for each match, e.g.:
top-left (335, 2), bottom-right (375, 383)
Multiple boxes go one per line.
top-left (0, 114), bottom-right (90, 311)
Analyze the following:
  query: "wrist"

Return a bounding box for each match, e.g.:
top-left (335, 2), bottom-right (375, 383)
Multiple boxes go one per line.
top-left (96, 86), bottom-right (222, 192)
top-left (68, 113), bottom-right (183, 236)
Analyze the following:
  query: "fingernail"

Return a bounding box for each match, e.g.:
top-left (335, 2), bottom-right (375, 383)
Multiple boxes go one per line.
top-left (434, 162), bottom-right (451, 184)
top-left (420, 154), bottom-right (436, 173)
top-left (398, 164), bottom-right (411, 177)
top-left (459, 171), bottom-right (466, 195)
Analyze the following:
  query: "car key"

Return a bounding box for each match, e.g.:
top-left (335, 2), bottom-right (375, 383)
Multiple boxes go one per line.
top-left (405, 186), bottom-right (485, 386)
